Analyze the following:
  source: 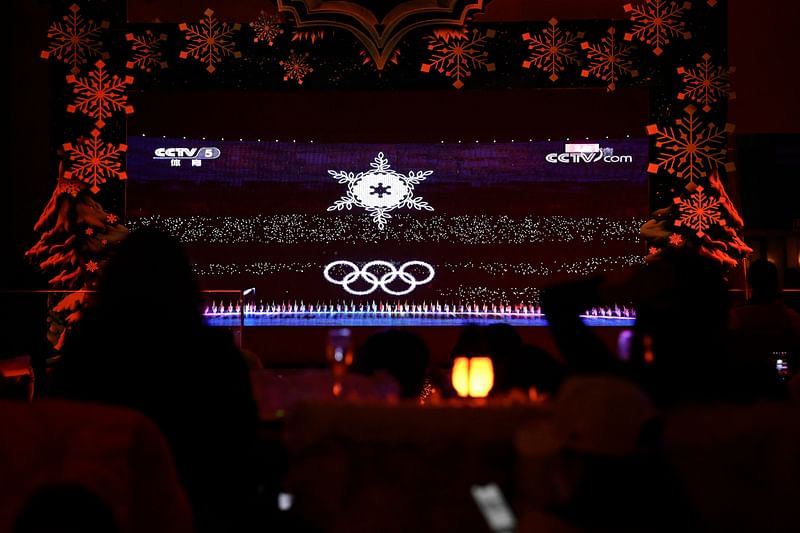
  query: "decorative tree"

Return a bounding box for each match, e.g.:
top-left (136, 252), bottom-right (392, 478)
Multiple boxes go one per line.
top-left (26, 159), bottom-right (127, 349)
top-left (641, 170), bottom-right (752, 268)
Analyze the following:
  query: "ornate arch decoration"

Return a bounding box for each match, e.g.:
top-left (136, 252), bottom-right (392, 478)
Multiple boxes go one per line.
top-left (277, 0), bottom-right (490, 70)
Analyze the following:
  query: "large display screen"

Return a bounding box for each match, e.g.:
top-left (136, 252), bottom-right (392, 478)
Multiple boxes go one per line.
top-left (126, 137), bottom-right (647, 308)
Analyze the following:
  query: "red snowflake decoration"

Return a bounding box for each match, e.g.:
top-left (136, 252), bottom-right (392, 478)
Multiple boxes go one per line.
top-left (63, 129), bottom-right (128, 194)
top-left (179, 8), bottom-right (242, 73)
top-left (646, 104), bottom-right (735, 183)
top-left (125, 30), bottom-right (168, 72)
top-left (106, 213), bottom-right (119, 224)
top-left (421, 28), bottom-right (496, 89)
top-left (85, 260), bottom-right (99, 273)
top-left (66, 60), bottom-right (134, 129)
top-left (60, 181), bottom-right (82, 197)
top-left (522, 18), bottom-right (584, 82)
top-left (648, 246), bottom-right (659, 255)
top-left (41, 3), bottom-right (109, 74)
top-left (85, 228), bottom-right (94, 236)
top-left (280, 51), bottom-right (313, 85)
top-left (677, 53), bottom-right (734, 113)
top-left (580, 27), bottom-right (638, 92)
top-left (674, 186), bottom-right (723, 237)
top-left (668, 233), bottom-right (684, 246)
top-left (250, 11), bottom-right (284, 45)
top-left (623, 0), bottom-right (691, 56)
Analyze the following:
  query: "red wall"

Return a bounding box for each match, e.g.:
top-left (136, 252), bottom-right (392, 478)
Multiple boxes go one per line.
top-left (728, 0), bottom-right (800, 133)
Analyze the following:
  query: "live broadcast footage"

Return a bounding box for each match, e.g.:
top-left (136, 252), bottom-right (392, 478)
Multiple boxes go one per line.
top-left (126, 137), bottom-right (648, 307)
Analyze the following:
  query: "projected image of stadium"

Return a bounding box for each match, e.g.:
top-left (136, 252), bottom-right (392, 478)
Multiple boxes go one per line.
top-left (126, 137), bottom-right (647, 324)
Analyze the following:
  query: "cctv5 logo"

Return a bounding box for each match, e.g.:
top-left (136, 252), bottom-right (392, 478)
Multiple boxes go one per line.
top-left (153, 147), bottom-right (221, 160)
top-left (545, 143), bottom-right (632, 164)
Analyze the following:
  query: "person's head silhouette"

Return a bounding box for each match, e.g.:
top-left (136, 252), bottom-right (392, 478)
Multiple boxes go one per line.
top-left (91, 227), bottom-right (203, 326)
top-left (353, 330), bottom-right (429, 399)
top-left (747, 259), bottom-right (780, 302)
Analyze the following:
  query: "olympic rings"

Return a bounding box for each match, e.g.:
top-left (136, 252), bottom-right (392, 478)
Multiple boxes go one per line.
top-left (323, 260), bottom-right (435, 296)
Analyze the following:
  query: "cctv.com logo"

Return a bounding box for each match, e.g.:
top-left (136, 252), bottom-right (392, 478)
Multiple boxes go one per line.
top-left (545, 143), bottom-right (633, 164)
top-left (153, 147), bottom-right (220, 167)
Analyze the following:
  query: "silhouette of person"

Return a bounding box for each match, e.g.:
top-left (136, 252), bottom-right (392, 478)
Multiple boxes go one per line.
top-left (352, 329), bottom-right (429, 399)
top-left (483, 323), bottom-right (523, 395)
top-left (730, 259), bottom-right (800, 391)
top-left (55, 228), bottom-right (261, 532)
top-left (14, 484), bottom-right (118, 533)
top-left (513, 343), bottom-right (566, 399)
top-left (542, 247), bottom-right (762, 406)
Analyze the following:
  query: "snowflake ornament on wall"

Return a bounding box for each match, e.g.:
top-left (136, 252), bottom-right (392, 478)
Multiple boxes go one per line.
top-left (63, 129), bottom-right (127, 194)
top-left (668, 233), bottom-right (684, 246)
top-left (280, 50), bottom-right (313, 84)
top-left (674, 186), bottom-right (722, 237)
top-left (581, 27), bottom-right (638, 91)
top-left (522, 18), bottom-right (584, 82)
top-left (250, 11), bottom-right (284, 45)
top-left (66, 60), bottom-right (134, 129)
top-left (421, 28), bottom-right (496, 89)
top-left (646, 104), bottom-right (734, 183)
top-left (327, 152), bottom-right (434, 229)
top-left (125, 30), bottom-right (168, 72)
top-left (623, 0), bottom-right (691, 56)
top-left (41, 3), bottom-right (109, 74)
top-left (179, 8), bottom-right (242, 73)
top-left (677, 53), bottom-right (734, 113)
top-left (60, 180), bottom-right (83, 197)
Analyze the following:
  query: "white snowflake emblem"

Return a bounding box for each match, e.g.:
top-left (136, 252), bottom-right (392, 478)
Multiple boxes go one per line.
top-left (327, 152), bottom-right (434, 229)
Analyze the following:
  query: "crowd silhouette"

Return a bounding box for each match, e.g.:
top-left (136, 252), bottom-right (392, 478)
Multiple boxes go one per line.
top-left (3, 228), bottom-right (798, 532)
